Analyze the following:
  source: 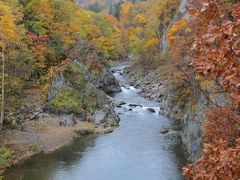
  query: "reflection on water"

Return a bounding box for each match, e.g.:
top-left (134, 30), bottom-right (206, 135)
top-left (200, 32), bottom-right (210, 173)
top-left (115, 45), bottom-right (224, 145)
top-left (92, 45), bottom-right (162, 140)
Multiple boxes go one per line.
top-left (4, 64), bottom-right (187, 180)
top-left (4, 136), bottom-right (96, 180)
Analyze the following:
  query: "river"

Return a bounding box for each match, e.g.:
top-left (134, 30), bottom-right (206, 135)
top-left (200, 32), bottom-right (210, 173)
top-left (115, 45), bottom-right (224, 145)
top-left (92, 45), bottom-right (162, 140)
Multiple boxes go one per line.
top-left (4, 63), bottom-right (187, 180)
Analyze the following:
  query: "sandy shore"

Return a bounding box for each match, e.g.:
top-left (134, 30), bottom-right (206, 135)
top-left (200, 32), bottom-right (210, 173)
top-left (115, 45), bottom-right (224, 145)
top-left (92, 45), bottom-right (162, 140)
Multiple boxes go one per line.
top-left (0, 113), bottom-right (114, 174)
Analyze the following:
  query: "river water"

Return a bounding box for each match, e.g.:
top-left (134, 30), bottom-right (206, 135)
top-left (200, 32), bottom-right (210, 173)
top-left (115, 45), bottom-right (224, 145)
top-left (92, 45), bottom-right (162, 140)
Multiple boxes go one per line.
top-left (4, 63), bottom-right (186, 180)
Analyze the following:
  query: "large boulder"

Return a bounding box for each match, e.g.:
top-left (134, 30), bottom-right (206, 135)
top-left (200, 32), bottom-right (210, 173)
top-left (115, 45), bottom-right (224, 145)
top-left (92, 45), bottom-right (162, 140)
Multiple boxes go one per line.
top-left (102, 105), bottom-right (120, 126)
top-left (92, 68), bottom-right (122, 94)
top-left (92, 104), bottom-right (120, 127)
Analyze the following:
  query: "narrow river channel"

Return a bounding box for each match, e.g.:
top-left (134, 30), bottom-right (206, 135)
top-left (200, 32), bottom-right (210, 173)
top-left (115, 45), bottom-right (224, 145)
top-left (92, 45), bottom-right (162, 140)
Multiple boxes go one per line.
top-left (4, 63), bottom-right (187, 180)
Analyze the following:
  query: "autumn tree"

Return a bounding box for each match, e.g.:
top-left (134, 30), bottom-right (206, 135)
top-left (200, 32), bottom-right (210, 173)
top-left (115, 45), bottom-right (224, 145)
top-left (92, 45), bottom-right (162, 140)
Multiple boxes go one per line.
top-left (189, 0), bottom-right (240, 106)
top-left (183, 109), bottom-right (240, 179)
top-left (119, 0), bottom-right (180, 68)
top-left (183, 1), bottom-right (240, 179)
top-left (0, 1), bottom-right (15, 128)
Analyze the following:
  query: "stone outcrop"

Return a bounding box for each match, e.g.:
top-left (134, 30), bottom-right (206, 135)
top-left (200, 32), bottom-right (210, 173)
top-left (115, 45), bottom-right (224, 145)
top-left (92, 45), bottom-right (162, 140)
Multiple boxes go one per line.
top-left (48, 73), bottom-right (71, 101)
top-left (47, 61), bottom-right (120, 128)
top-left (92, 67), bottom-right (122, 94)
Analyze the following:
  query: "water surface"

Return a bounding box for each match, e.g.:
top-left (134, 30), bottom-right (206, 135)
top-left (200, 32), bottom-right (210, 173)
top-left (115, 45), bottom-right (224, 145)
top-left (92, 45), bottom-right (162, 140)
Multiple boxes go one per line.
top-left (4, 63), bottom-right (186, 180)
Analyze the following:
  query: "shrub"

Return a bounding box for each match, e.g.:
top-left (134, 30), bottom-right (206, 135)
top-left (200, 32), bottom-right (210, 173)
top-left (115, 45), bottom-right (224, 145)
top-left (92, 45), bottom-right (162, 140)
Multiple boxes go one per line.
top-left (0, 147), bottom-right (11, 167)
top-left (50, 88), bottom-right (97, 114)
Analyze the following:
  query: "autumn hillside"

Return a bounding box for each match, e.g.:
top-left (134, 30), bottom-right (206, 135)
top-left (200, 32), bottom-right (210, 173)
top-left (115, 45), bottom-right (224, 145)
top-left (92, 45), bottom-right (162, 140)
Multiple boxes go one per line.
top-left (0, 0), bottom-right (125, 124)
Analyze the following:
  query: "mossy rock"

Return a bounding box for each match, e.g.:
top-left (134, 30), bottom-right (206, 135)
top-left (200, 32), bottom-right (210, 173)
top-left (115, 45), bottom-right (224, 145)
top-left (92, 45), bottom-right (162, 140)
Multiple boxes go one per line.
top-left (50, 88), bottom-right (97, 114)
top-left (48, 61), bottom-right (117, 115)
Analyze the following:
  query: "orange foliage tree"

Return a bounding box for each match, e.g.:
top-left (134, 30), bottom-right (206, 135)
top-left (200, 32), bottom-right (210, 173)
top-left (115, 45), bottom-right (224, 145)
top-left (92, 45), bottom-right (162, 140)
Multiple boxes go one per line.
top-left (189, 0), bottom-right (240, 106)
top-left (183, 139), bottom-right (240, 180)
top-left (204, 108), bottom-right (240, 145)
top-left (183, 1), bottom-right (240, 179)
top-left (183, 109), bottom-right (240, 180)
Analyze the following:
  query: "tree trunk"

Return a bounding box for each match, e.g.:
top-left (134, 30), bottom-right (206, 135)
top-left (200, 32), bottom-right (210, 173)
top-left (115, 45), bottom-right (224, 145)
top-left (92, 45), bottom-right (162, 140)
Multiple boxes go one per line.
top-left (156, 29), bottom-right (161, 51)
top-left (0, 29), bottom-right (5, 129)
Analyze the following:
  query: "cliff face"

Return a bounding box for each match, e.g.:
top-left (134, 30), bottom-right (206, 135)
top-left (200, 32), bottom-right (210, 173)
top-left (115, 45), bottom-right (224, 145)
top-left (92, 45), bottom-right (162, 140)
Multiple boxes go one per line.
top-left (160, 0), bottom-right (188, 52)
top-left (161, 90), bottom-right (231, 161)
top-left (158, 0), bottom-right (207, 162)
top-left (159, 89), bottom-right (208, 161)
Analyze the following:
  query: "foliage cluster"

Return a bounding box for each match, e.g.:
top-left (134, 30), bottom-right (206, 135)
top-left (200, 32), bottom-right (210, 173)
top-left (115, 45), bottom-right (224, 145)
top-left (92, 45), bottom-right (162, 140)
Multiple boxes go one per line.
top-left (189, 0), bottom-right (240, 106)
top-left (182, 1), bottom-right (240, 179)
top-left (183, 139), bottom-right (240, 179)
top-left (0, 147), bottom-right (11, 167)
top-left (50, 88), bottom-right (97, 114)
top-left (184, 108), bottom-right (240, 179)
top-left (50, 62), bottom-right (98, 114)
top-left (119, 0), bottom-right (179, 68)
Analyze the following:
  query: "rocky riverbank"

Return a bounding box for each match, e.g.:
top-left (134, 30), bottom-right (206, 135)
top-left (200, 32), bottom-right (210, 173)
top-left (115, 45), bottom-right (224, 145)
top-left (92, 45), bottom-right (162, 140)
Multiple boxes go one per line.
top-left (120, 63), bottom-right (230, 162)
top-left (0, 61), bottom-right (121, 174)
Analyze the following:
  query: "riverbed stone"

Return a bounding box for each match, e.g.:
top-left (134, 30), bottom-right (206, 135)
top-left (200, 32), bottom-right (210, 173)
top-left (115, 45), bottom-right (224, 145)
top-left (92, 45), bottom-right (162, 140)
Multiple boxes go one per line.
top-left (147, 108), bottom-right (156, 113)
top-left (29, 112), bottom-right (41, 120)
top-left (160, 126), bottom-right (169, 134)
top-left (59, 114), bottom-right (76, 127)
top-left (75, 129), bottom-right (94, 136)
top-left (164, 131), bottom-right (182, 143)
top-left (103, 105), bottom-right (120, 126)
top-left (115, 100), bottom-right (127, 107)
top-left (93, 111), bottom-right (107, 124)
top-left (75, 113), bottom-right (87, 121)
top-left (104, 127), bottom-right (114, 134)
top-left (129, 104), bottom-right (142, 107)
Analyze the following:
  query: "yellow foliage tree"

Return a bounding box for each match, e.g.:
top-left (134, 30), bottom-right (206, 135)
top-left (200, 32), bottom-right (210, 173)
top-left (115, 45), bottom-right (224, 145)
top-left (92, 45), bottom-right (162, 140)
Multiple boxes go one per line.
top-left (0, 1), bottom-right (16, 127)
top-left (167, 18), bottom-right (188, 42)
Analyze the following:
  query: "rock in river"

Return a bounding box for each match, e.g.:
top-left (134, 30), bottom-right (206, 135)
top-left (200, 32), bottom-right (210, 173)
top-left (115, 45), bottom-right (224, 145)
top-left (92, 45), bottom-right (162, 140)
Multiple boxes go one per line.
top-left (129, 104), bottom-right (142, 108)
top-left (115, 100), bottom-right (127, 107)
top-left (118, 100), bottom-right (127, 106)
top-left (92, 68), bottom-right (122, 94)
top-left (147, 108), bottom-right (156, 113)
top-left (159, 126), bottom-right (169, 134)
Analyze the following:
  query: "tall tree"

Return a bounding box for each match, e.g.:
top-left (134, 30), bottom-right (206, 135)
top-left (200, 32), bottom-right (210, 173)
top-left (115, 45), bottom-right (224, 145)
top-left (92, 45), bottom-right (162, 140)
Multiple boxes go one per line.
top-left (0, 2), bottom-right (15, 128)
